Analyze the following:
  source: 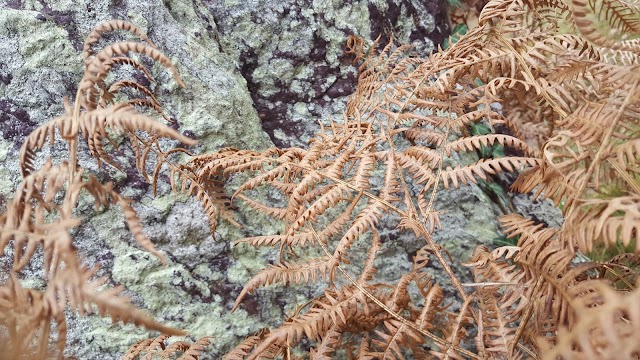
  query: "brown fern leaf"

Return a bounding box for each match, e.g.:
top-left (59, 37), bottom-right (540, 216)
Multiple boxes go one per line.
top-left (346, 39), bottom-right (416, 119)
top-left (601, 47), bottom-right (640, 65)
top-left (355, 230), bottom-right (381, 284)
top-left (1, 161), bottom-right (77, 273)
top-left (511, 166), bottom-right (587, 207)
top-left (284, 142), bottom-right (341, 224)
top-left (232, 257), bottom-right (331, 312)
top-left (61, 266), bottom-right (183, 335)
top-left (19, 115), bottom-right (72, 177)
top-left (83, 20), bottom-right (156, 66)
top-left (0, 275), bottom-right (67, 360)
top-left (86, 0), bottom-right (640, 357)
top-left (344, 35), bottom-right (368, 64)
top-left (83, 175), bottom-right (167, 264)
top-left (287, 185), bottom-right (352, 234)
top-left (539, 282), bottom-right (640, 360)
top-left (236, 193), bottom-right (288, 220)
top-left (328, 200), bottom-right (383, 270)
top-left (107, 80), bottom-right (160, 105)
top-left (396, 153), bottom-right (435, 185)
top-left (475, 285), bottom-right (521, 358)
top-left (593, 0), bottom-right (640, 33)
top-left (405, 127), bottom-right (447, 147)
top-left (613, 138), bottom-right (640, 169)
top-left (466, 246), bottom-right (530, 355)
top-left (84, 105), bottom-right (195, 174)
top-left (498, 214), bottom-right (615, 346)
top-left (244, 285), bottom-right (386, 360)
top-left (548, 58), bottom-right (597, 84)
top-left (444, 134), bottom-right (538, 156)
top-left (80, 38), bottom-right (184, 112)
top-left (371, 319), bottom-right (421, 360)
top-left (430, 295), bottom-right (474, 360)
top-left (599, 253), bottom-right (640, 288)
top-left (173, 164), bottom-right (239, 234)
top-left (121, 335), bottom-right (170, 360)
top-left (99, 56), bottom-right (156, 83)
top-left (83, 41), bottom-right (184, 89)
top-left (466, 246), bottom-right (526, 287)
top-left (568, 196), bottom-right (640, 254)
top-left (432, 157), bottom-right (539, 190)
top-left (121, 336), bottom-right (213, 360)
top-left (310, 326), bottom-right (342, 359)
top-left (3, 19), bottom-right (195, 359)
top-left (234, 233), bottom-right (314, 247)
top-left (81, 104), bottom-right (192, 144)
top-left (329, 151), bottom-right (400, 272)
top-left (89, 56), bottom-right (157, 110)
top-left (369, 284), bottom-right (446, 359)
top-left (175, 337), bottom-right (214, 360)
top-left (223, 330), bottom-right (267, 360)
top-left (573, 0), bottom-right (640, 52)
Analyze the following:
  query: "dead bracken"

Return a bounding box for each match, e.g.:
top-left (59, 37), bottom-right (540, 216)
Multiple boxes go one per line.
top-left (2, 0), bottom-right (640, 357)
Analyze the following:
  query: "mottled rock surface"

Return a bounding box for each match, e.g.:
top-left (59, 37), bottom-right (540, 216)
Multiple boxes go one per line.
top-left (0, 1), bottom-right (275, 358)
top-left (0, 1), bottom-right (562, 359)
top-left (205, 0), bottom-right (450, 147)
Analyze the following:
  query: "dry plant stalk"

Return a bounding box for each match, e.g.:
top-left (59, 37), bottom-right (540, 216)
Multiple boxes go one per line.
top-left (2, 0), bottom-right (640, 357)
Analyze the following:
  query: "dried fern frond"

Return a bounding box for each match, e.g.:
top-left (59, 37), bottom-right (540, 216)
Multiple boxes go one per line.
top-left (83, 20), bottom-right (156, 67)
top-left (231, 257), bottom-right (331, 312)
top-left (15, 0), bottom-right (636, 355)
top-left (201, 0), bottom-right (640, 355)
top-left (121, 335), bottom-right (214, 360)
top-left (2, 19), bottom-right (194, 359)
top-left (568, 196), bottom-right (640, 253)
top-left (223, 329), bottom-right (273, 360)
top-left (0, 275), bottom-right (67, 360)
top-left (211, 0), bottom-right (640, 356)
top-left (539, 282), bottom-right (640, 360)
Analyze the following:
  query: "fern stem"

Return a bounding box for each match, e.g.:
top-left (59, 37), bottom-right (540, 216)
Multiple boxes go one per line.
top-left (309, 226), bottom-right (482, 359)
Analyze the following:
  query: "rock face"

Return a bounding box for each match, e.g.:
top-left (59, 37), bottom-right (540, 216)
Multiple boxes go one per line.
top-left (0, 1), bottom-right (556, 359)
top-left (0, 1), bottom-right (273, 358)
top-left (204, 0), bottom-right (450, 147)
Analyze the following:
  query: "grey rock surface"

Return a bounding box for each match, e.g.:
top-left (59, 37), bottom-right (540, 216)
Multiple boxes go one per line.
top-left (204, 0), bottom-right (450, 147)
top-left (0, 1), bottom-right (275, 358)
top-left (0, 0), bottom-right (562, 359)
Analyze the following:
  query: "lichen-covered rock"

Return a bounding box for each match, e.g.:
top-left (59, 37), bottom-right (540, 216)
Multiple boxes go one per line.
top-left (0, 1), bottom-right (273, 358)
top-left (204, 0), bottom-right (450, 147)
top-left (0, 1), bottom-right (546, 359)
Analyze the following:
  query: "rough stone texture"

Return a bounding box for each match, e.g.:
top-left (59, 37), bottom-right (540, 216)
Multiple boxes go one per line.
top-left (0, 1), bottom-right (563, 359)
top-left (205, 0), bottom-right (450, 147)
top-left (0, 1), bottom-right (274, 358)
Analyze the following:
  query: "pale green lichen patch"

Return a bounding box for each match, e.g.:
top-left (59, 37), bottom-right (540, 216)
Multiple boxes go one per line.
top-left (166, 69), bottom-right (271, 152)
top-left (114, 253), bottom-right (211, 311)
top-left (226, 252), bottom-right (261, 285)
top-left (88, 205), bottom-right (276, 355)
top-left (2, 12), bottom-right (78, 71)
top-left (16, 0), bottom-right (44, 11)
top-left (145, 193), bottom-right (180, 216)
top-left (193, 263), bottom-right (223, 282)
